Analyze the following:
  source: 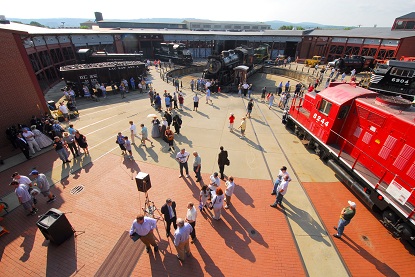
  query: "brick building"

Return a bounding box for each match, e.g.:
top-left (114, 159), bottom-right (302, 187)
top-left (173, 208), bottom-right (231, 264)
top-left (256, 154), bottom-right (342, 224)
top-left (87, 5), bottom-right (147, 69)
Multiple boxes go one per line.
top-left (1, 13), bottom-right (415, 158)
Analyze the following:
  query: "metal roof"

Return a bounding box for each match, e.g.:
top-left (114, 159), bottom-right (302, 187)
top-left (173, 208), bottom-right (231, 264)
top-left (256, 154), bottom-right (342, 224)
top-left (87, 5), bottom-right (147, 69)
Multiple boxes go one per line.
top-left (182, 19), bottom-right (269, 26)
top-left (319, 83), bottom-right (377, 105)
top-left (396, 12), bottom-right (415, 19)
top-left (308, 27), bottom-right (415, 39)
top-left (0, 22), bottom-right (97, 34)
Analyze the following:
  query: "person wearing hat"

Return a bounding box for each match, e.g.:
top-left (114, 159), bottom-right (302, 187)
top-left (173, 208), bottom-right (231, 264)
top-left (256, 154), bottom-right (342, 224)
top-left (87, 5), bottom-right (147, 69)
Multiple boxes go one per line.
top-left (271, 166), bottom-right (291, 195)
top-left (12, 172), bottom-right (36, 204)
top-left (30, 170), bottom-right (56, 203)
top-left (161, 198), bottom-right (177, 238)
top-left (333, 201), bottom-right (357, 238)
top-left (10, 180), bottom-right (38, 216)
top-left (228, 113), bottom-right (235, 132)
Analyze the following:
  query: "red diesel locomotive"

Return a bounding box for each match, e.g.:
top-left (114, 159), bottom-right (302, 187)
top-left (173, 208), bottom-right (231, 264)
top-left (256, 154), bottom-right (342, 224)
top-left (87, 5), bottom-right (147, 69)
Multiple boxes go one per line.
top-left (287, 83), bottom-right (415, 246)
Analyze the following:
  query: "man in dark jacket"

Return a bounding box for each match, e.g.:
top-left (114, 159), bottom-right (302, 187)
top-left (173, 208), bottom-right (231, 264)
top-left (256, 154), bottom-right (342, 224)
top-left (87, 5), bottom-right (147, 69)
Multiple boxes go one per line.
top-left (161, 198), bottom-right (177, 238)
top-left (15, 133), bottom-right (31, 160)
top-left (218, 146), bottom-right (229, 180)
top-left (172, 114), bottom-right (182, 134)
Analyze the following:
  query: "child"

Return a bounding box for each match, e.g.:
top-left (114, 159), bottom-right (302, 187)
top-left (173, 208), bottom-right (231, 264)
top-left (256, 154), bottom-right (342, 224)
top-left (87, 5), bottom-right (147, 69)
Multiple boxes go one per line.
top-left (199, 185), bottom-right (210, 211)
top-left (123, 136), bottom-right (133, 160)
top-left (229, 113), bottom-right (235, 132)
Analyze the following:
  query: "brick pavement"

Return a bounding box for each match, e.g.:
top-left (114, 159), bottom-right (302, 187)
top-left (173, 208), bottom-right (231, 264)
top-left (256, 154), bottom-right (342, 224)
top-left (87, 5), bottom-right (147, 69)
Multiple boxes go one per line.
top-left (302, 182), bottom-right (415, 277)
top-left (0, 154), bottom-right (305, 277)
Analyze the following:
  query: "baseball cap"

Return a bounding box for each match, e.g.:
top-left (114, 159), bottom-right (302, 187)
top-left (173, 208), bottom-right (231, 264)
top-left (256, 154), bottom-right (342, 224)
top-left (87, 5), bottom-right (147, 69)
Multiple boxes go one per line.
top-left (29, 170), bottom-right (39, 175)
top-left (348, 201), bottom-right (356, 208)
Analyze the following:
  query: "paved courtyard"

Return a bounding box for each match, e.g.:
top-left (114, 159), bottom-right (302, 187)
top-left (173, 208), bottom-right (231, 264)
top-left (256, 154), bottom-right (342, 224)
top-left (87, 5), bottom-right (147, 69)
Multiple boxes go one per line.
top-left (0, 66), bottom-right (414, 277)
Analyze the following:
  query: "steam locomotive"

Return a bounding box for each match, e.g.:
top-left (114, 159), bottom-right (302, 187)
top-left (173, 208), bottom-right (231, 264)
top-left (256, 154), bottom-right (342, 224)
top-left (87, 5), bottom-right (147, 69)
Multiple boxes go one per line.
top-left (287, 82), bottom-right (415, 246)
top-left (154, 43), bottom-right (193, 65)
top-left (77, 49), bottom-right (143, 63)
top-left (369, 60), bottom-right (415, 98)
top-left (203, 46), bottom-right (255, 85)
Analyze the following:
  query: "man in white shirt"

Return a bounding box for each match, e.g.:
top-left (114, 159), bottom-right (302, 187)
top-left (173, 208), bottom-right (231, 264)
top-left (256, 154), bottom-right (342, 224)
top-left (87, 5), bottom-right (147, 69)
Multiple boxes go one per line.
top-left (270, 175), bottom-right (290, 208)
top-left (129, 121), bottom-right (137, 145)
top-left (224, 176), bottom-right (235, 209)
top-left (174, 218), bottom-right (193, 262)
top-left (176, 148), bottom-right (190, 178)
top-left (59, 102), bottom-right (69, 122)
top-left (10, 181), bottom-right (37, 216)
top-left (271, 166), bottom-right (291, 195)
top-left (185, 202), bottom-right (197, 243)
top-left (22, 129), bottom-right (41, 154)
top-left (129, 214), bottom-right (158, 253)
top-left (208, 172), bottom-right (221, 198)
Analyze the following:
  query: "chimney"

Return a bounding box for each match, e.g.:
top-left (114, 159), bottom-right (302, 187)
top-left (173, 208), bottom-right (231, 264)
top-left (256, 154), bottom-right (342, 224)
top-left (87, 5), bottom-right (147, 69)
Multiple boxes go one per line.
top-left (94, 12), bottom-right (103, 22)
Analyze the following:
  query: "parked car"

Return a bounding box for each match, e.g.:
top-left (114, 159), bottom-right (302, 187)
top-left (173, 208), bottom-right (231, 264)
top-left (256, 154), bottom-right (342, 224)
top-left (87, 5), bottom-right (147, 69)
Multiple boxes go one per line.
top-left (304, 55), bottom-right (322, 67)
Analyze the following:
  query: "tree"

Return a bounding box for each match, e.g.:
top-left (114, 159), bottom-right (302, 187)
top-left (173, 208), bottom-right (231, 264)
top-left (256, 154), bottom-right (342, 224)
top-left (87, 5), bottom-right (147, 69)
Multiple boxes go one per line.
top-left (279, 25), bottom-right (304, 30)
top-left (29, 21), bottom-right (45, 27)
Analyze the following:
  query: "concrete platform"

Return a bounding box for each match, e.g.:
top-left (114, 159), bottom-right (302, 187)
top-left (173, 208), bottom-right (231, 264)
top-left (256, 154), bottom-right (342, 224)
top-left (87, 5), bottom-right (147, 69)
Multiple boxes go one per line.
top-left (0, 66), bottom-right (413, 277)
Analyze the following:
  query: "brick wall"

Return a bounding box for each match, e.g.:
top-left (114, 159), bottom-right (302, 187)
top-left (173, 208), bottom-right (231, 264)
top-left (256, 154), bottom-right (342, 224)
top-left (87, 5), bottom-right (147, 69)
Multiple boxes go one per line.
top-left (0, 30), bottom-right (48, 159)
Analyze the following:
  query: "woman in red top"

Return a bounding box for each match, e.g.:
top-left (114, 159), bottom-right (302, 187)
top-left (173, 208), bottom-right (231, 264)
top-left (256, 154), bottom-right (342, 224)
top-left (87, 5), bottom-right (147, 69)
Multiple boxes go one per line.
top-left (228, 113), bottom-right (235, 132)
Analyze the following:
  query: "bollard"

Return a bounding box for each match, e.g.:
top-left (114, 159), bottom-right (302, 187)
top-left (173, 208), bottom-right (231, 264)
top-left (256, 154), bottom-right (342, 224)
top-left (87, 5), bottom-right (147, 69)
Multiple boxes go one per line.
top-left (167, 78), bottom-right (169, 84)
top-left (180, 80), bottom-right (183, 88)
top-left (296, 65), bottom-right (298, 71)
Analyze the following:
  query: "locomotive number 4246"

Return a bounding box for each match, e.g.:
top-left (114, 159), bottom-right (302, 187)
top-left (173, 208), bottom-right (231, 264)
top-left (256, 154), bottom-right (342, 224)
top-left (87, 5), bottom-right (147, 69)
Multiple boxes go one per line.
top-left (313, 113), bottom-right (329, 127)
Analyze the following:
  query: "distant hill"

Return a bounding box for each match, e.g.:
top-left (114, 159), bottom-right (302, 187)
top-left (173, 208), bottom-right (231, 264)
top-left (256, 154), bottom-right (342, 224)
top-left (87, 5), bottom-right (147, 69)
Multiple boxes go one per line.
top-left (8, 17), bottom-right (349, 29)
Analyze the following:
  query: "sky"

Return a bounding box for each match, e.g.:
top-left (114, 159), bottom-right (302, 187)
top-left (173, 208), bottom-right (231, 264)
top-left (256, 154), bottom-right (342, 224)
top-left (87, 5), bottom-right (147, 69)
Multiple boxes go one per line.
top-left (2, 0), bottom-right (415, 27)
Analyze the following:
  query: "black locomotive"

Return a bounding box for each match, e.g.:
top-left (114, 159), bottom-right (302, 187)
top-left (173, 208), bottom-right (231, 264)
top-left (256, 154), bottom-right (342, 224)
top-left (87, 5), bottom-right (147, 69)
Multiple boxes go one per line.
top-left (369, 60), bottom-right (415, 98)
top-left (203, 46), bottom-right (255, 85)
top-left (77, 49), bottom-right (143, 63)
top-left (154, 43), bottom-right (193, 65)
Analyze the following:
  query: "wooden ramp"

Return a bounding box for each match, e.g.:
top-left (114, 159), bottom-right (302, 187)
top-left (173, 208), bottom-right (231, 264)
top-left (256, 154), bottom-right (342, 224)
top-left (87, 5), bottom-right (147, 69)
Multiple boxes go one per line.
top-left (95, 231), bottom-right (145, 277)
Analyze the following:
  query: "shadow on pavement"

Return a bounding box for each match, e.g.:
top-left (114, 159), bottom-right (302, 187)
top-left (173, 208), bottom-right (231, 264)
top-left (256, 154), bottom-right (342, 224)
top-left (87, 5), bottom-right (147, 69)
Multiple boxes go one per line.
top-left (341, 234), bottom-right (399, 277)
top-left (283, 199), bottom-right (331, 245)
top-left (233, 184), bottom-right (255, 208)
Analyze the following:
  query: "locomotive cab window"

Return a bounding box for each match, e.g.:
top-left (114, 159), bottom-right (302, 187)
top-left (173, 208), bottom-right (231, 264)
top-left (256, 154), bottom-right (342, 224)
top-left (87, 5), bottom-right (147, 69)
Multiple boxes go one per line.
top-left (390, 67), bottom-right (414, 78)
top-left (319, 99), bottom-right (332, 115)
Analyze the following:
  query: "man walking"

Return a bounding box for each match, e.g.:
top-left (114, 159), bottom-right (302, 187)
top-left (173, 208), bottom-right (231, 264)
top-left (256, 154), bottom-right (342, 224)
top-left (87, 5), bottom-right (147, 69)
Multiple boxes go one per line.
top-left (129, 121), bottom-right (137, 145)
top-left (238, 117), bottom-right (247, 139)
top-left (270, 175), bottom-right (290, 208)
top-left (185, 202), bottom-right (197, 243)
top-left (193, 151), bottom-right (202, 182)
top-left (218, 146), bottom-right (229, 180)
top-left (176, 148), bottom-right (190, 178)
top-left (129, 214), bottom-right (159, 253)
top-left (333, 201), bottom-right (356, 238)
top-left (161, 198), bottom-right (177, 237)
top-left (30, 170), bottom-right (56, 203)
top-left (140, 124), bottom-right (154, 147)
top-left (271, 166), bottom-right (291, 195)
top-left (246, 99), bottom-right (254, 118)
top-left (174, 218), bottom-right (193, 262)
top-left (224, 176), bottom-right (235, 209)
